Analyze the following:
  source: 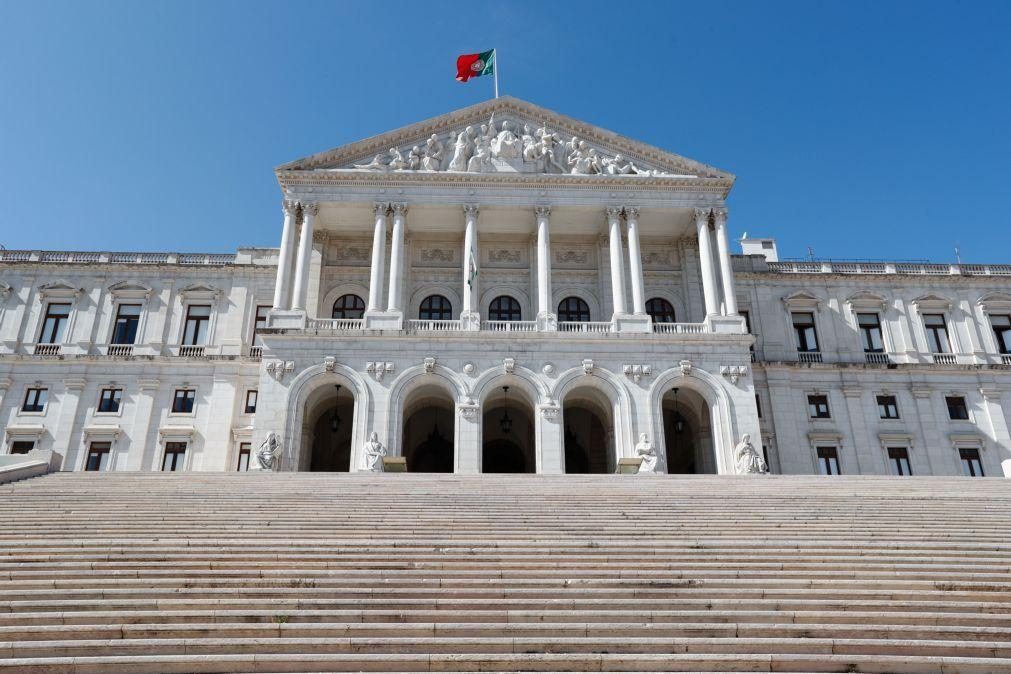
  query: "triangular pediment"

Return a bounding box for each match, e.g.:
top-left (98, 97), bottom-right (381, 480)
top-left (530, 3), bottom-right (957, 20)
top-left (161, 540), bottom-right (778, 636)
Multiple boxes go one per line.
top-left (179, 283), bottom-right (221, 299)
top-left (277, 97), bottom-right (732, 183)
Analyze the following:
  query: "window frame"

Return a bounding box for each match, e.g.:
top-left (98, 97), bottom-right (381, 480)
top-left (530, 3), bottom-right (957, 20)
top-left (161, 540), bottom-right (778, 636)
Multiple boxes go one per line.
top-left (171, 389), bottom-right (196, 416)
top-left (923, 313), bottom-right (951, 354)
top-left (945, 395), bottom-right (970, 421)
top-left (38, 302), bottom-right (72, 344)
top-left (990, 314), bottom-right (1011, 355)
top-left (886, 447), bottom-right (912, 476)
top-left (557, 296), bottom-right (591, 323)
top-left (84, 442), bottom-right (112, 472)
top-left (418, 294), bottom-right (453, 321)
top-left (645, 297), bottom-right (677, 324)
top-left (857, 312), bottom-right (885, 353)
top-left (791, 311), bottom-right (819, 352)
top-left (251, 304), bottom-right (271, 346)
top-left (162, 442), bottom-right (187, 472)
top-left (876, 395), bottom-right (900, 420)
top-left (21, 387), bottom-right (48, 415)
top-left (807, 394), bottom-right (831, 419)
top-left (9, 440), bottom-right (35, 454)
top-left (487, 295), bottom-right (523, 322)
top-left (181, 304), bottom-right (212, 346)
top-left (816, 447), bottom-right (841, 475)
top-left (331, 294), bottom-right (366, 320)
top-left (243, 389), bottom-right (258, 415)
top-left (96, 388), bottom-right (123, 415)
top-left (959, 447), bottom-right (984, 477)
top-left (236, 442), bottom-right (251, 471)
top-left (110, 303), bottom-right (143, 346)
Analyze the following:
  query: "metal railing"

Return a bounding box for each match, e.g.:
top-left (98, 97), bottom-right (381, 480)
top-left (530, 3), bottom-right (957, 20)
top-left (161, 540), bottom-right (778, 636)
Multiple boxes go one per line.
top-left (797, 351), bottom-right (823, 363)
top-left (407, 319), bottom-right (462, 332)
top-left (481, 320), bottom-right (538, 332)
top-left (107, 344), bottom-right (134, 357)
top-left (558, 321), bottom-right (612, 334)
top-left (652, 322), bottom-right (707, 334)
top-left (33, 344), bottom-right (61, 356)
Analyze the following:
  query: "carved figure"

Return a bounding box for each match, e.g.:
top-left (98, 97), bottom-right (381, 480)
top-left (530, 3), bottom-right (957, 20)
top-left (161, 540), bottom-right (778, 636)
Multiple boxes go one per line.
top-left (353, 154), bottom-right (389, 172)
top-left (538, 131), bottom-right (565, 173)
top-left (406, 146), bottom-right (422, 171)
top-left (602, 153), bottom-right (639, 175)
top-left (568, 142), bottom-right (595, 175)
top-left (636, 433), bottom-right (660, 473)
top-left (388, 147), bottom-right (407, 171)
top-left (491, 120), bottom-right (522, 159)
top-left (521, 124), bottom-right (539, 162)
top-left (467, 130), bottom-right (493, 172)
top-left (564, 136), bottom-right (580, 162)
top-left (362, 431), bottom-right (387, 472)
top-left (421, 133), bottom-right (444, 171)
top-left (734, 434), bottom-right (768, 475)
top-left (448, 126), bottom-right (474, 171)
top-left (257, 432), bottom-right (282, 471)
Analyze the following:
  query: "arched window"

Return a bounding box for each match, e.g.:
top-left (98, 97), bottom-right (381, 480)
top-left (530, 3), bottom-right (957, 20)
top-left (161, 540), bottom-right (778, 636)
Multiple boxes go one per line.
top-left (557, 296), bottom-right (590, 322)
top-left (332, 294), bottom-right (365, 319)
top-left (488, 295), bottom-right (522, 321)
top-left (646, 297), bottom-right (676, 323)
top-left (419, 294), bottom-right (453, 320)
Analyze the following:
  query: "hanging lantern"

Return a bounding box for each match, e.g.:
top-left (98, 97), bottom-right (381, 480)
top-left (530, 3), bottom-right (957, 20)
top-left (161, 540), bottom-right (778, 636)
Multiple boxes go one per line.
top-left (330, 385), bottom-right (342, 433)
top-left (672, 387), bottom-right (685, 433)
top-left (499, 386), bottom-right (513, 434)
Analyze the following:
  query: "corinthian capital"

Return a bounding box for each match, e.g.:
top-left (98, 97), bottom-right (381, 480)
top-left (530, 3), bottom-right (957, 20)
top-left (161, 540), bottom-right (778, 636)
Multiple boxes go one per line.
top-left (534, 205), bottom-right (551, 218)
top-left (605, 206), bottom-right (623, 221)
top-left (391, 202), bottom-right (409, 216)
top-left (373, 202), bottom-right (390, 217)
top-left (712, 207), bottom-right (729, 223)
top-left (693, 207), bottom-right (713, 223)
top-left (463, 203), bottom-right (480, 218)
top-left (282, 199), bottom-right (298, 216)
top-left (300, 201), bottom-right (319, 217)
top-left (624, 206), bottom-right (640, 220)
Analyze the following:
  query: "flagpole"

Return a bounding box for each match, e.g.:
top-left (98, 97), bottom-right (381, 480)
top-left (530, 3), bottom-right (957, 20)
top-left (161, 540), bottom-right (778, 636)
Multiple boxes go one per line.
top-left (493, 49), bottom-right (499, 98)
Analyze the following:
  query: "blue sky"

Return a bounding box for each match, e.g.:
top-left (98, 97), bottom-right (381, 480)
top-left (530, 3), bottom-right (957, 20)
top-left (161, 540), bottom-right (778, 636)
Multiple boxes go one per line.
top-left (1, 1), bottom-right (1008, 261)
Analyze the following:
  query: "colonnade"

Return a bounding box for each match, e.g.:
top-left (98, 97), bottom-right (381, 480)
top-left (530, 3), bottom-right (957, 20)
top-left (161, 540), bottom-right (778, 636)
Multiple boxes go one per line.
top-left (271, 200), bottom-right (739, 323)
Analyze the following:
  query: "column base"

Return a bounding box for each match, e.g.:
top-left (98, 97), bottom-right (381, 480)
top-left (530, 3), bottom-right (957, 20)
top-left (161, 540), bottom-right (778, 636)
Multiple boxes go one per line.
top-left (268, 310), bottom-right (307, 329)
top-left (706, 314), bottom-right (747, 334)
top-left (536, 312), bottom-right (558, 331)
top-left (459, 311), bottom-right (481, 331)
top-left (613, 313), bottom-right (652, 333)
top-left (363, 311), bottom-right (403, 331)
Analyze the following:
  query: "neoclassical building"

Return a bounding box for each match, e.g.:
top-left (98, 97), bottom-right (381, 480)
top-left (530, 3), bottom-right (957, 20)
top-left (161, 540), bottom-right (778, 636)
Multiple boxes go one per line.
top-left (2, 97), bottom-right (1010, 477)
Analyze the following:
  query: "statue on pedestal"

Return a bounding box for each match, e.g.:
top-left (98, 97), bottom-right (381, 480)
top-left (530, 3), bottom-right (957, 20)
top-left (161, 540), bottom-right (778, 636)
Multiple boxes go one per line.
top-left (734, 434), bottom-right (768, 474)
top-left (362, 431), bottom-right (387, 472)
top-left (257, 432), bottom-right (282, 471)
top-left (636, 433), bottom-right (660, 473)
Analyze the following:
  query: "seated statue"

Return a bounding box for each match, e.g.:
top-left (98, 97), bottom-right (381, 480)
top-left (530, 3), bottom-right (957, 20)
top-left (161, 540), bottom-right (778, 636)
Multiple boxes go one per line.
top-left (447, 127), bottom-right (473, 172)
top-left (491, 120), bottom-right (522, 159)
top-left (406, 146), bottom-right (422, 171)
top-left (734, 434), bottom-right (768, 474)
top-left (635, 433), bottom-right (660, 473)
top-left (388, 147), bottom-right (407, 171)
top-left (421, 134), bottom-right (443, 171)
top-left (257, 432), bottom-right (282, 471)
top-left (362, 431), bottom-right (387, 472)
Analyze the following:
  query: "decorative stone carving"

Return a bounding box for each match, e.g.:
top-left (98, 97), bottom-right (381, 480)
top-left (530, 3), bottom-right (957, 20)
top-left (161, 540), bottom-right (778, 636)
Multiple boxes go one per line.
top-left (266, 360), bottom-right (295, 381)
top-left (423, 357), bottom-right (436, 374)
top-left (421, 134), bottom-right (444, 171)
top-left (459, 403), bottom-right (480, 420)
top-left (257, 432), bottom-right (282, 471)
top-left (421, 249), bottom-right (454, 263)
top-left (491, 120), bottom-right (522, 159)
top-left (721, 365), bottom-right (749, 385)
top-left (282, 199), bottom-right (298, 216)
top-left (735, 434), bottom-right (768, 475)
top-left (488, 249), bottom-right (521, 264)
top-left (463, 362), bottom-right (476, 376)
top-left (534, 205), bottom-right (551, 218)
top-left (679, 359), bottom-right (693, 376)
top-left (324, 356), bottom-right (336, 373)
top-left (542, 363), bottom-right (555, 375)
top-left (636, 434), bottom-right (660, 473)
top-left (503, 358), bottom-right (515, 374)
top-left (300, 201), bottom-right (319, 217)
top-left (623, 364), bottom-right (652, 383)
top-left (366, 361), bottom-right (394, 382)
top-left (582, 359), bottom-right (594, 375)
top-left (331, 246), bottom-right (371, 262)
top-left (540, 404), bottom-right (560, 420)
top-left (555, 250), bottom-right (589, 265)
top-left (361, 432), bottom-right (387, 472)
top-left (391, 202), bottom-right (408, 216)
top-left (642, 250), bottom-right (671, 266)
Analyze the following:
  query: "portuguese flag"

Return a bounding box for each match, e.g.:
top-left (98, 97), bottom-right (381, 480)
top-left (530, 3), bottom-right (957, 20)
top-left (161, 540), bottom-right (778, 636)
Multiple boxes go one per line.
top-left (456, 49), bottom-right (495, 82)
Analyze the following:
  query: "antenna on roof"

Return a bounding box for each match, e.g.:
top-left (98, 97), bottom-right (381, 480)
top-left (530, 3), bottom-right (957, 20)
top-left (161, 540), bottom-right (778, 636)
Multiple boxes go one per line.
top-left (807, 246), bottom-right (815, 261)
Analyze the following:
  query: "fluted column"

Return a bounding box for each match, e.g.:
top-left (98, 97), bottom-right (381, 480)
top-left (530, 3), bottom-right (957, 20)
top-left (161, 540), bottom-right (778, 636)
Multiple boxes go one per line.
top-left (534, 206), bottom-right (556, 329)
top-left (695, 207), bottom-right (720, 317)
top-left (461, 204), bottom-right (480, 329)
top-left (713, 207), bottom-right (738, 316)
top-left (606, 206), bottom-right (627, 316)
top-left (291, 201), bottom-right (318, 312)
top-left (272, 199), bottom-right (299, 310)
top-left (625, 207), bottom-right (646, 315)
top-left (386, 203), bottom-right (407, 312)
top-left (367, 203), bottom-right (388, 312)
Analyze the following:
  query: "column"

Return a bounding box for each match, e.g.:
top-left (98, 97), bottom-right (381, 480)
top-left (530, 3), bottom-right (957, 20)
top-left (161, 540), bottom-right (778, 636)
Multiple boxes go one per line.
top-left (534, 206), bottom-right (555, 328)
top-left (367, 203), bottom-right (388, 312)
top-left (460, 204), bottom-right (480, 329)
top-left (713, 207), bottom-right (738, 316)
top-left (694, 207), bottom-right (720, 317)
top-left (979, 388), bottom-right (1011, 476)
top-left (625, 207), bottom-right (646, 315)
top-left (291, 201), bottom-right (318, 312)
top-left (386, 203), bottom-right (407, 312)
top-left (607, 206), bottom-right (627, 316)
top-left (272, 199), bottom-right (299, 310)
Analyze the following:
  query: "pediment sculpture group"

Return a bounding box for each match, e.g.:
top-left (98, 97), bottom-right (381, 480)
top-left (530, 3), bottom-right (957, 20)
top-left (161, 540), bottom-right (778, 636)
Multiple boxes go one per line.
top-left (352, 114), bottom-right (672, 177)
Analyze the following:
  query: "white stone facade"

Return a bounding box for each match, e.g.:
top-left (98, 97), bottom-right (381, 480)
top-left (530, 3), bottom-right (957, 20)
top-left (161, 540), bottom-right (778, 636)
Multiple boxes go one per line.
top-left (2, 97), bottom-right (1009, 477)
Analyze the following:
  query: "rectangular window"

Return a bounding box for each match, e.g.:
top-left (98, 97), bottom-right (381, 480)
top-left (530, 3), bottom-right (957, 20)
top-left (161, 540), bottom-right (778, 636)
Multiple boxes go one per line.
top-left (923, 314), bottom-right (950, 354)
top-left (22, 388), bottom-right (47, 413)
top-left (39, 303), bottom-right (71, 344)
top-left (741, 310), bottom-right (755, 352)
top-left (237, 443), bottom-right (251, 471)
top-left (808, 394), bottom-right (831, 419)
top-left (182, 305), bottom-right (211, 346)
top-left (10, 441), bottom-right (35, 454)
top-left (991, 315), bottom-right (1011, 354)
top-left (172, 389), bottom-right (195, 414)
top-left (85, 442), bottom-right (112, 471)
top-left (755, 393), bottom-right (762, 418)
top-left (887, 447), bottom-right (912, 476)
top-left (111, 304), bottom-right (142, 345)
top-left (792, 312), bottom-right (819, 352)
top-left (946, 395), bottom-right (969, 421)
top-left (97, 388), bottom-right (123, 414)
top-left (877, 395), bottom-right (900, 420)
top-left (857, 313), bottom-right (885, 352)
top-left (162, 442), bottom-right (187, 471)
top-left (959, 448), bottom-right (984, 476)
top-left (816, 447), bottom-right (841, 475)
top-left (253, 305), bottom-right (270, 346)
top-left (244, 390), bottom-right (258, 414)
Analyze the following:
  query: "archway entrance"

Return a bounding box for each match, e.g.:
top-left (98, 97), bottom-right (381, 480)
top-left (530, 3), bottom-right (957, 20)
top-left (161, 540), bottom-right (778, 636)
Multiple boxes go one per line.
top-left (302, 383), bottom-right (354, 472)
top-left (482, 385), bottom-right (535, 473)
top-left (402, 384), bottom-right (455, 472)
top-left (562, 387), bottom-right (615, 474)
top-left (661, 386), bottom-right (716, 474)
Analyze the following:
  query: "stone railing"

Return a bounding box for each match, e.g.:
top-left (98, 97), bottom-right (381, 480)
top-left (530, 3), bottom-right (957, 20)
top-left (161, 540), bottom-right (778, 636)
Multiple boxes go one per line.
top-left (248, 346), bottom-right (263, 360)
top-left (1002, 355), bottom-right (1011, 366)
top-left (307, 318), bottom-right (364, 331)
top-left (0, 250), bottom-right (237, 266)
top-left (797, 351), bottom-right (823, 364)
top-left (932, 353), bottom-right (957, 366)
top-left (107, 344), bottom-right (134, 357)
top-left (177, 345), bottom-right (207, 358)
top-left (481, 320), bottom-right (538, 333)
top-left (653, 322), bottom-right (707, 335)
top-left (407, 319), bottom-right (462, 332)
top-left (33, 344), bottom-right (61, 356)
top-left (864, 352), bottom-right (891, 364)
top-left (768, 260), bottom-right (1011, 277)
top-left (558, 321), bottom-right (612, 334)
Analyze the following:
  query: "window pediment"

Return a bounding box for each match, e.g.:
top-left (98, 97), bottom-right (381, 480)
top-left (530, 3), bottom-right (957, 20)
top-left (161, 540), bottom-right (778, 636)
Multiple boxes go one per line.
top-left (878, 432), bottom-right (914, 448)
top-left (83, 424), bottom-right (122, 440)
top-left (911, 293), bottom-right (952, 311)
top-left (108, 281), bottom-right (153, 299)
top-left (178, 283), bottom-right (221, 301)
top-left (846, 291), bottom-right (887, 311)
top-left (977, 292), bottom-right (1011, 314)
top-left (38, 280), bottom-right (83, 299)
top-left (782, 291), bottom-right (822, 310)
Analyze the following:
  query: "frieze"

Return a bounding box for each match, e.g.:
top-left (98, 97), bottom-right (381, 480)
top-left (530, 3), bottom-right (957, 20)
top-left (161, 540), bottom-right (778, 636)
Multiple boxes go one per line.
top-left (487, 249), bottom-right (522, 264)
top-left (330, 245), bottom-right (371, 263)
top-left (420, 248), bottom-right (455, 264)
top-left (555, 250), bottom-right (589, 265)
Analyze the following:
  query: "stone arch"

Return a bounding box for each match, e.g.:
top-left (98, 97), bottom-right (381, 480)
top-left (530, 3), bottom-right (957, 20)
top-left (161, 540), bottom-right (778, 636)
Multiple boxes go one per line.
top-left (477, 373), bottom-right (539, 474)
top-left (409, 285), bottom-right (461, 320)
top-left (472, 365), bottom-right (549, 406)
top-left (479, 285), bottom-right (532, 321)
top-left (282, 362), bottom-right (371, 472)
top-left (552, 366), bottom-right (634, 465)
top-left (642, 288), bottom-right (686, 323)
top-left (318, 283), bottom-right (369, 319)
top-left (386, 364), bottom-right (467, 467)
top-left (552, 287), bottom-right (601, 322)
top-left (648, 367), bottom-right (736, 474)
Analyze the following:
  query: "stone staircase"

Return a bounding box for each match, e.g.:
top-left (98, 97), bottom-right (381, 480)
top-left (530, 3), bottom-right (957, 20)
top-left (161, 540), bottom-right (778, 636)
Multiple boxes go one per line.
top-left (1, 472), bottom-right (1011, 673)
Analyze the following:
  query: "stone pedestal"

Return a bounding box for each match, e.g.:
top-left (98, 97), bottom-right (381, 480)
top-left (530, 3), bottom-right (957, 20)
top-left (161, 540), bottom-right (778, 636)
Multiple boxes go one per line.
top-left (459, 311), bottom-right (481, 331)
top-left (364, 311), bottom-right (403, 331)
top-left (613, 314), bottom-right (652, 333)
top-left (268, 310), bottom-right (306, 330)
top-left (707, 315), bottom-right (747, 334)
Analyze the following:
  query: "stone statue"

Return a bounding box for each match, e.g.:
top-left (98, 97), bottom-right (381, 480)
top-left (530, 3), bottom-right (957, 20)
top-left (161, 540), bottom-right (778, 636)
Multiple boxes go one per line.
top-left (537, 130), bottom-right (565, 173)
top-left (406, 146), bottom-right (422, 171)
top-left (467, 129), bottom-right (493, 172)
top-left (491, 120), bottom-right (522, 159)
top-left (257, 432), bottom-right (282, 471)
top-left (448, 126), bottom-right (473, 172)
top-left (521, 124), bottom-right (539, 162)
top-left (421, 133), bottom-right (444, 171)
top-left (635, 433), bottom-right (660, 473)
top-left (362, 431), bottom-right (387, 472)
top-left (601, 153), bottom-right (638, 175)
top-left (353, 154), bottom-right (389, 172)
top-left (734, 434), bottom-right (768, 475)
top-left (388, 147), bottom-right (407, 171)
top-left (568, 141), bottom-right (595, 175)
